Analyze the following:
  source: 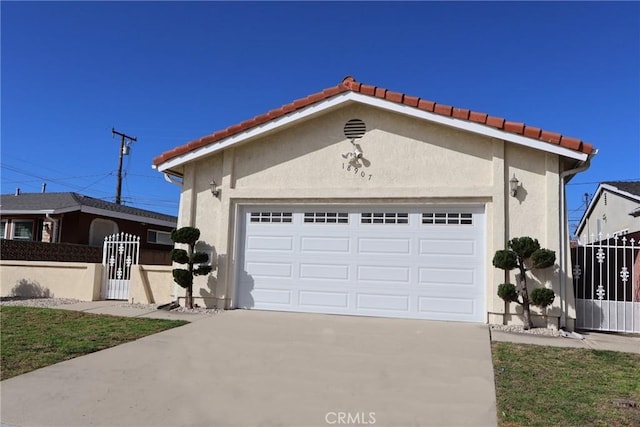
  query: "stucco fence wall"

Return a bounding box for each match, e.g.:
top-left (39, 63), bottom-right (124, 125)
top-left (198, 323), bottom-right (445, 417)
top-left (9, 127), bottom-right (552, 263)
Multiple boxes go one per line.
top-left (0, 261), bottom-right (174, 305)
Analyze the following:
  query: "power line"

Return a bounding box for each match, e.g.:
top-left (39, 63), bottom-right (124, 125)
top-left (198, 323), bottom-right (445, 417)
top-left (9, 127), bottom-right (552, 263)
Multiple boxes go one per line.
top-left (567, 178), bottom-right (640, 186)
top-left (1, 163), bottom-right (114, 194)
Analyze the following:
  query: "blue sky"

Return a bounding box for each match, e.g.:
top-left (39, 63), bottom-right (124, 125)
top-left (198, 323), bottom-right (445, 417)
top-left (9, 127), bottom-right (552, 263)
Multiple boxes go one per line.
top-left (2, 1), bottom-right (639, 236)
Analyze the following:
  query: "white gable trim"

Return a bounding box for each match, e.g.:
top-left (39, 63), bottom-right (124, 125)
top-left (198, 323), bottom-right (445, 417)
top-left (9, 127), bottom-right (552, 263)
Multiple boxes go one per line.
top-left (156, 92), bottom-right (588, 172)
top-left (575, 183), bottom-right (640, 237)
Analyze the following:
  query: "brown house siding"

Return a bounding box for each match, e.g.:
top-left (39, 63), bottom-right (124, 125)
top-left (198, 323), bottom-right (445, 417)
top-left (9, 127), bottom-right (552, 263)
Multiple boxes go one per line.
top-left (3, 212), bottom-right (175, 250)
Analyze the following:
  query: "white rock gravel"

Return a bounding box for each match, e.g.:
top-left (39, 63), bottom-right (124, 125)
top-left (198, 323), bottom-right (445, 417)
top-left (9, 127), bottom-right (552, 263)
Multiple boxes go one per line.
top-left (0, 297), bottom-right (83, 307)
top-left (489, 323), bottom-right (560, 337)
top-left (122, 302), bottom-right (220, 315)
top-left (0, 297), bottom-right (220, 315)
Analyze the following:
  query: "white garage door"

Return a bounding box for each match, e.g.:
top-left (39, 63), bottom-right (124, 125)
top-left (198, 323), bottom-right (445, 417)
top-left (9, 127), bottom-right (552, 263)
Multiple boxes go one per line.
top-left (236, 206), bottom-right (486, 322)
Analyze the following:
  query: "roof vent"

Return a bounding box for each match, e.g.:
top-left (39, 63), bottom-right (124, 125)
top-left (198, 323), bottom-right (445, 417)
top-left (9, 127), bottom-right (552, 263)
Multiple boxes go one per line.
top-left (343, 119), bottom-right (366, 140)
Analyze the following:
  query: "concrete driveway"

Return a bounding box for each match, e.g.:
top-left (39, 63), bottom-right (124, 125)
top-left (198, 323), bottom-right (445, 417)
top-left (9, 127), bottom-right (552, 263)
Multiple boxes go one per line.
top-left (0, 310), bottom-right (497, 427)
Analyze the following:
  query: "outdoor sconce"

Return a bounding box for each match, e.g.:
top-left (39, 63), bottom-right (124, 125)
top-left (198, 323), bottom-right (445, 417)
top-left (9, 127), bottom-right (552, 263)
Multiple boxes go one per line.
top-left (509, 174), bottom-right (519, 198)
top-left (210, 179), bottom-right (220, 198)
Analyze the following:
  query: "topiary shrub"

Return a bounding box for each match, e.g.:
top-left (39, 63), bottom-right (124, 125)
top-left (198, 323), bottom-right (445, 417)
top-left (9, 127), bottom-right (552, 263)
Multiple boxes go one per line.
top-left (170, 226), bottom-right (213, 309)
top-left (493, 236), bottom-right (557, 330)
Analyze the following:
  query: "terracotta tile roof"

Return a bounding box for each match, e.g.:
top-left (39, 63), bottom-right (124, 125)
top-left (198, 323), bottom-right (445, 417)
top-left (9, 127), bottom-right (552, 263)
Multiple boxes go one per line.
top-left (153, 76), bottom-right (594, 167)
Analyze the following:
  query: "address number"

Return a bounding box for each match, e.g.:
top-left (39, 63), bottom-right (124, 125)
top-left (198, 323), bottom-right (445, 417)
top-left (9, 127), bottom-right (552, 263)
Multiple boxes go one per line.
top-left (343, 163), bottom-right (372, 180)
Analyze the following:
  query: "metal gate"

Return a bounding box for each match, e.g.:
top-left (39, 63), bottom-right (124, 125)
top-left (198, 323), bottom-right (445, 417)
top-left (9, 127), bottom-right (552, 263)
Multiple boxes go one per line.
top-left (102, 233), bottom-right (140, 300)
top-left (572, 234), bottom-right (640, 333)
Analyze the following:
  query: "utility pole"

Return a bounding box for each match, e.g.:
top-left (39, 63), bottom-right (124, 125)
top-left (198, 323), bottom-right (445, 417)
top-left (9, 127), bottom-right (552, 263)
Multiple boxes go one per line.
top-left (112, 128), bottom-right (137, 205)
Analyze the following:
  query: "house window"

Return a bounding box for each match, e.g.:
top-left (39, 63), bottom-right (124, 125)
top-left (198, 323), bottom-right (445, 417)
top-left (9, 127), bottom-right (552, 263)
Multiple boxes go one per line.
top-left (361, 213), bottom-right (408, 224)
top-left (422, 213), bottom-right (473, 225)
top-left (148, 229), bottom-right (173, 245)
top-left (12, 220), bottom-right (34, 240)
top-left (304, 212), bottom-right (349, 224)
top-left (1, 220), bottom-right (6, 239)
top-left (250, 212), bottom-right (293, 223)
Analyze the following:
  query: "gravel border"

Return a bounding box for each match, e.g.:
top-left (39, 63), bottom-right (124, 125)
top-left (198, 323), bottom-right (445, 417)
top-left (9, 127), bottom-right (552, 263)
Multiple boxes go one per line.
top-left (0, 297), bottom-right (84, 307)
top-left (490, 323), bottom-right (560, 337)
top-left (122, 302), bottom-right (220, 315)
top-left (0, 297), bottom-right (220, 315)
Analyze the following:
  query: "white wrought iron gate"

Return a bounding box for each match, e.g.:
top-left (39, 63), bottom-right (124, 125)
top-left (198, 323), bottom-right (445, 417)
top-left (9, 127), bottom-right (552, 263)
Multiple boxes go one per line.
top-left (102, 233), bottom-right (140, 300)
top-left (572, 234), bottom-right (640, 333)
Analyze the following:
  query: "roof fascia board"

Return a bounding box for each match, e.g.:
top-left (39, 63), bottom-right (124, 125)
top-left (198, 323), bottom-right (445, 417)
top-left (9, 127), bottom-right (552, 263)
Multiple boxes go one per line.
top-left (359, 94), bottom-right (588, 162)
top-left (0, 207), bottom-right (79, 215)
top-left (79, 206), bottom-right (177, 227)
top-left (157, 92), bottom-right (588, 172)
top-left (600, 183), bottom-right (640, 203)
top-left (157, 93), bottom-right (355, 172)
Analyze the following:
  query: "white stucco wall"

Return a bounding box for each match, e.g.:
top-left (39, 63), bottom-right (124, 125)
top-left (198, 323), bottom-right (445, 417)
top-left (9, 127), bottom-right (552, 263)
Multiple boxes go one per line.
top-left (172, 103), bottom-right (571, 326)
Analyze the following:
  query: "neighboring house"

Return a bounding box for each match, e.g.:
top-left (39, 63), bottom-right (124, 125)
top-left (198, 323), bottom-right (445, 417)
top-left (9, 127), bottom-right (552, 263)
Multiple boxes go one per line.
top-left (152, 76), bottom-right (596, 329)
top-left (0, 191), bottom-right (177, 249)
top-left (575, 181), bottom-right (640, 243)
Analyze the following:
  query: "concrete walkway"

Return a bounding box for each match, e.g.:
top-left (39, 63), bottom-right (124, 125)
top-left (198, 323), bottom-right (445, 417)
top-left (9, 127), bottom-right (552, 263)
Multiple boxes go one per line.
top-left (0, 307), bottom-right (498, 427)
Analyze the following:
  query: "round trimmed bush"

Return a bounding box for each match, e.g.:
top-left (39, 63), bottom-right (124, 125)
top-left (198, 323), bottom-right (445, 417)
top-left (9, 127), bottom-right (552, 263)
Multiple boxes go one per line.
top-left (531, 249), bottom-right (556, 269)
top-left (531, 287), bottom-right (555, 308)
top-left (171, 227), bottom-right (201, 245)
top-left (170, 248), bottom-right (189, 264)
top-left (508, 237), bottom-right (540, 259)
top-left (492, 250), bottom-right (518, 270)
top-left (497, 283), bottom-right (519, 303)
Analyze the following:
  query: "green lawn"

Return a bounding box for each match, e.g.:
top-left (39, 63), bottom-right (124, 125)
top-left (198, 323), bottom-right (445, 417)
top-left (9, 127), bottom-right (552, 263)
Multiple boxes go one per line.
top-left (1, 306), bottom-right (188, 380)
top-left (492, 342), bottom-right (640, 427)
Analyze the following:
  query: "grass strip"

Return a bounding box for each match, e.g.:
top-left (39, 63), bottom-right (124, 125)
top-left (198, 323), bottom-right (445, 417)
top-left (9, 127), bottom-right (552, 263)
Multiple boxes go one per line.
top-left (1, 306), bottom-right (188, 380)
top-left (492, 342), bottom-right (640, 427)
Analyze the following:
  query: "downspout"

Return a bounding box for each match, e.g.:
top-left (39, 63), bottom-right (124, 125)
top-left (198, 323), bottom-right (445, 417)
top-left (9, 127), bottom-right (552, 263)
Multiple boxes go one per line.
top-left (45, 213), bottom-right (59, 243)
top-left (558, 149), bottom-right (597, 328)
top-left (162, 171), bottom-right (184, 305)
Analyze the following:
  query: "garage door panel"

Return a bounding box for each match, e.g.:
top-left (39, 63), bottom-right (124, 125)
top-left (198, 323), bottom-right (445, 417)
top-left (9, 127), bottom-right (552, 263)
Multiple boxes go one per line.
top-left (418, 267), bottom-right (475, 286)
top-left (249, 288), bottom-right (293, 305)
top-left (238, 206), bottom-right (486, 322)
top-left (419, 239), bottom-right (476, 255)
top-left (357, 265), bottom-right (411, 283)
top-left (298, 291), bottom-right (349, 308)
top-left (356, 293), bottom-right (410, 311)
top-left (247, 235), bottom-right (294, 252)
top-left (358, 238), bottom-right (411, 254)
top-left (245, 262), bottom-right (293, 278)
top-left (299, 263), bottom-right (350, 280)
top-left (300, 236), bottom-right (350, 253)
top-left (418, 296), bottom-right (476, 315)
